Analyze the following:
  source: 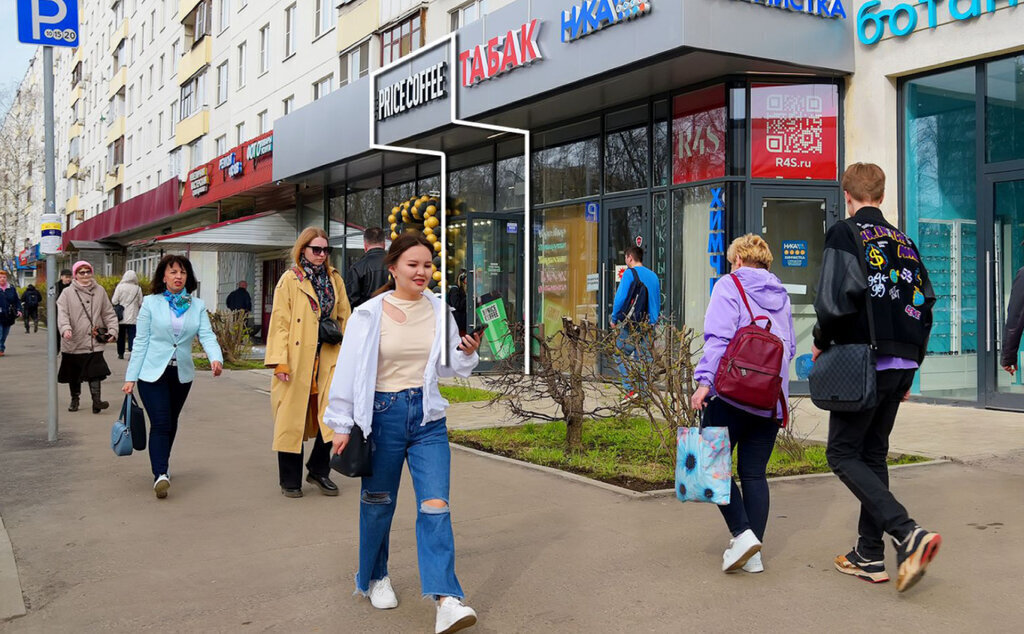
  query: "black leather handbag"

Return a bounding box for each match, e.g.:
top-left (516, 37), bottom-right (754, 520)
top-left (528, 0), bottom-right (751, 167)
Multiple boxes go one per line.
top-left (808, 220), bottom-right (879, 412)
top-left (330, 425), bottom-right (372, 478)
top-left (123, 395), bottom-right (148, 450)
top-left (318, 316), bottom-right (343, 345)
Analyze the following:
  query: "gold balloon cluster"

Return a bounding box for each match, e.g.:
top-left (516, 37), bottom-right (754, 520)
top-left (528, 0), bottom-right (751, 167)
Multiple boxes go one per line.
top-left (388, 194), bottom-right (445, 290)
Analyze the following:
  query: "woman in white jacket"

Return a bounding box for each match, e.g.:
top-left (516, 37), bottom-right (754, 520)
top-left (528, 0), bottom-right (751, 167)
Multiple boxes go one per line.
top-left (324, 233), bottom-right (482, 634)
top-left (111, 270), bottom-right (144, 359)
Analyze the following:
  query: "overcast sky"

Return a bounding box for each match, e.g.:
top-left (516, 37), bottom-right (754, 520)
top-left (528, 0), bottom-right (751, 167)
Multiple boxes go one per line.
top-left (1, 4), bottom-right (41, 118)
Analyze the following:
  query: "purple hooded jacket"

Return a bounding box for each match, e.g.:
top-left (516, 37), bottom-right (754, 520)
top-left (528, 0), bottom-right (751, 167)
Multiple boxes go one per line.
top-left (694, 267), bottom-right (796, 419)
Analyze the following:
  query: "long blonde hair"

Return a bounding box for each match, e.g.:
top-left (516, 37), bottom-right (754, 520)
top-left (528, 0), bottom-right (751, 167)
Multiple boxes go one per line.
top-left (291, 227), bottom-right (330, 267)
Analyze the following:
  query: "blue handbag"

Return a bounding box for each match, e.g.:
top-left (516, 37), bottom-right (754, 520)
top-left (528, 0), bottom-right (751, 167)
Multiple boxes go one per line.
top-left (675, 412), bottom-right (732, 505)
top-left (110, 395), bottom-right (135, 456)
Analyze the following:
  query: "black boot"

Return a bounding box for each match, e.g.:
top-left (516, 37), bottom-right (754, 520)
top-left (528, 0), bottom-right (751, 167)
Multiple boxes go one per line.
top-left (68, 393), bottom-right (80, 412)
top-left (89, 381), bottom-right (109, 414)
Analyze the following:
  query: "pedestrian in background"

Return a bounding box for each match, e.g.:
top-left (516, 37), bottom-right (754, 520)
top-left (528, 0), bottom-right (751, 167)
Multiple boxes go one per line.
top-left (55, 269), bottom-right (72, 299)
top-left (812, 163), bottom-right (939, 592)
top-left (447, 270), bottom-right (468, 337)
top-left (226, 280), bottom-right (252, 313)
top-left (56, 261), bottom-right (118, 412)
top-left (325, 232), bottom-right (483, 634)
top-left (266, 227), bottom-right (351, 498)
top-left (610, 246), bottom-right (660, 403)
top-left (112, 270), bottom-right (144, 359)
top-left (20, 284), bottom-right (42, 333)
top-left (690, 234), bottom-right (795, 575)
top-left (345, 227), bottom-right (389, 308)
top-left (0, 270), bottom-right (22, 356)
top-left (122, 255), bottom-right (223, 499)
top-left (1000, 251), bottom-right (1024, 376)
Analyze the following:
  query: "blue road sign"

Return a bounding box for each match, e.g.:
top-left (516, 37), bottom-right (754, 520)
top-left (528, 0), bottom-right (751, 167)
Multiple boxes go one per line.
top-left (17, 0), bottom-right (79, 47)
top-left (585, 201), bottom-right (599, 223)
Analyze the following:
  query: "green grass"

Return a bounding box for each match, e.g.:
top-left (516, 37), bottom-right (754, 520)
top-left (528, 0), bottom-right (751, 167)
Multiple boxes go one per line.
top-left (193, 357), bottom-right (267, 371)
top-left (439, 384), bottom-right (499, 403)
top-left (449, 418), bottom-right (930, 492)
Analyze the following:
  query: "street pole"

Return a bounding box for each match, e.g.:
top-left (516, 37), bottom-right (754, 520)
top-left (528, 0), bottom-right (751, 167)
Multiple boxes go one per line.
top-left (43, 45), bottom-right (58, 443)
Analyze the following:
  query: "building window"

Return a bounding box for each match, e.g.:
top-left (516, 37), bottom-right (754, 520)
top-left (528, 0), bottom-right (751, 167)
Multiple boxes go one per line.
top-left (169, 101), bottom-right (177, 137)
top-left (314, 0), bottom-right (336, 38)
top-left (215, 135), bottom-right (227, 155)
top-left (380, 11), bottom-right (424, 65)
top-left (237, 42), bottom-right (246, 87)
top-left (258, 110), bottom-right (269, 134)
top-left (158, 53), bottom-right (165, 83)
top-left (189, 139), bottom-right (203, 168)
top-left (157, 111), bottom-right (164, 145)
top-left (169, 148), bottom-right (181, 179)
top-left (285, 4), bottom-right (296, 57)
top-left (339, 40), bottom-right (369, 86)
top-left (216, 61), bottom-right (229, 105)
top-left (179, 71), bottom-right (206, 120)
top-left (184, 0), bottom-right (213, 48)
top-left (126, 135), bottom-right (133, 164)
top-left (127, 86), bottom-right (134, 115)
top-left (219, 0), bottom-right (230, 32)
top-left (313, 75), bottom-right (333, 101)
top-left (282, 95), bottom-right (294, 115)
top-left (236, 122), bottom-right (246, 145)
top-left (259, 25), bottom-right (270, 74)
top-left (450, 0), bottom-right (486, 31)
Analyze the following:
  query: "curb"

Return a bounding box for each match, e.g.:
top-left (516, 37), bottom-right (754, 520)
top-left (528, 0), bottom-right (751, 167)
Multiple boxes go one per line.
top-left (0, 515), bottom-right (27, 622)
top-left (450, 443), bottom-right (951, 500)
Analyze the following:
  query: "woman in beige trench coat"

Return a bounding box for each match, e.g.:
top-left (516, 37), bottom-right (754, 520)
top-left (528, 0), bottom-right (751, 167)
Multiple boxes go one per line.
top-left (266, 227), bottom-right (352, 498)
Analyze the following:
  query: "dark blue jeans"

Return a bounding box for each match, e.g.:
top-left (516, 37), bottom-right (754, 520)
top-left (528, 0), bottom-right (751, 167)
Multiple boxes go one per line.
top-left (0, 322), bottom-right (11, 352)
top-left (702, 397), bottom-right (779, 541)
top-left (137, 366), bottom-right (193, 479)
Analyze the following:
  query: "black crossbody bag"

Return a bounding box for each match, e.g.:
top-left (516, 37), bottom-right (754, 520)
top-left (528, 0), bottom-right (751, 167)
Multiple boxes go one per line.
top-left (808, 220), bottom-right (878, 412)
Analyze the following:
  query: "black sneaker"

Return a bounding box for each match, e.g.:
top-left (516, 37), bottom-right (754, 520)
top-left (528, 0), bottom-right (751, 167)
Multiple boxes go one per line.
top-left (834, 548), bottom-right (889, 583)
top-left (895, 526), bottom-right (941, 592)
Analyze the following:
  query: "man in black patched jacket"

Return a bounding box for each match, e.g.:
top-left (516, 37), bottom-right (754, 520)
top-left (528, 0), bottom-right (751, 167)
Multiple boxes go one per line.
top-left (344, 227), bottom-right (389, 308)
top-left (812, 163), bottom-right (941, 593)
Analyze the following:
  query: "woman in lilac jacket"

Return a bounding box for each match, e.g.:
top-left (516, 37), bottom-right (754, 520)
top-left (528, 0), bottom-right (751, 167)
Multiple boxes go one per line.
top-left (690, 234), bottom-right (795, 575)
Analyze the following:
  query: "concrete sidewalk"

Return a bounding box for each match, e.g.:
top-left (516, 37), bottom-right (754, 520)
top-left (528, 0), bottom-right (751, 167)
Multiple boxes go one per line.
top-left (1, 328), bottom-right (1023, 631)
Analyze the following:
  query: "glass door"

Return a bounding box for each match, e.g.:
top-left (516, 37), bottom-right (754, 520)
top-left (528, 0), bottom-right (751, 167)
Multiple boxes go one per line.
top-left (600, 196), bottom-right (650, 329)
top-left (467, 215), bottom-right (523, 367)
top-left (751, 186), bottom-right (841, 393)
top-left (984, 172), bottom-right (1024, 409)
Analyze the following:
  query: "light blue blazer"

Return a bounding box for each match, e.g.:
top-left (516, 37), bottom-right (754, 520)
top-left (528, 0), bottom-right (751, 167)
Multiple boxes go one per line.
top-left (125, 294), bottom-right (224, 383)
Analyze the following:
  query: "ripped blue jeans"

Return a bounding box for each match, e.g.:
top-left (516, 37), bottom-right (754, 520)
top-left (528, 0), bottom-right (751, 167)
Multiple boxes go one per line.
top-left (356, 388), bottom-right (463, 599)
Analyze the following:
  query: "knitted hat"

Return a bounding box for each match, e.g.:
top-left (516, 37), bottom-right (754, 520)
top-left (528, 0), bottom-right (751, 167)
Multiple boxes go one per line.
top-left (72, 260), bottom-right (92, 275)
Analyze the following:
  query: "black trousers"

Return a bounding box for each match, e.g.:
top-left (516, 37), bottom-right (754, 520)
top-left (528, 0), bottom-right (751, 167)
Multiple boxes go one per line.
top-left (23, 307), bottom-right (39, 332)
top-left (117, 324), bottom-right (137, 357)
top-left (278, 428), bottom-right (331, 489)
top-left (137, 366), bottom-right (193, 479)
top-left (826, 369), bottom-right (918, 558)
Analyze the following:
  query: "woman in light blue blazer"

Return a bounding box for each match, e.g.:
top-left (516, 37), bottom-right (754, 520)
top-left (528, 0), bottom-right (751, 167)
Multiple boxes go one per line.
top-left (123, 255), bottom-right (223, 499)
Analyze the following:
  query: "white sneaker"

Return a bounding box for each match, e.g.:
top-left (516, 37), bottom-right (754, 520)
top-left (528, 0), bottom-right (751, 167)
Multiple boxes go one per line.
top-left (722, 529), bottom-right (761, 572)
top-left (435, 597), bottom-right (477, 634)
top-left (154, 474), bottom-right (170, 499)
top-left (367, 577), bottom-right (398, 609)
top-left (742, 552), bottom-right (764, 573)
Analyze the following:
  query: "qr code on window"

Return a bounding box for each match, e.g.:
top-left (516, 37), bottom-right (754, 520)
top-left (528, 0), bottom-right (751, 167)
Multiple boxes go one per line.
top-left (765, 94), bottom-right (823, 154)
top-left (480, 304), bottom-right (500, 322)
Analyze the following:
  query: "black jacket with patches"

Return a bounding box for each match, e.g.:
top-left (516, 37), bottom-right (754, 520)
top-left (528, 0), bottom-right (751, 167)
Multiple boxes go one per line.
top-left (812, 207), bottom-right (935, 364)
top-left (344, 247), bottom-right (389, 308)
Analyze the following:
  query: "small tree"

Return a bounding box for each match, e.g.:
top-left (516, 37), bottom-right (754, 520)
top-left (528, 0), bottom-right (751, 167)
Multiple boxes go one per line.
top-left (207, 309), bottom-right (252, 364)
top-left (483, 318), bottom-right (628, 452)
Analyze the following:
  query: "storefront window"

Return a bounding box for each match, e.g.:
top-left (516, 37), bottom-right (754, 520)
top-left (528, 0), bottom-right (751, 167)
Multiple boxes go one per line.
top-left (346, 183), bottom-right (382, 233)
top-left (532, 119), bottom-right (600, 204)
top-left (605, 105), bottom-right (649, 193)
top-left (496, 154), bottom-right (525, 210)
top-left (904, 67), bottom-right (977, 400)
top-left (653, 100), bottom-right (670, 187)
top-left (672, 86), bottom-right (726, 185)
top-left (450, 163), bottom-right (494, 214)
top-left (750, 83), bottom-right (839, 181)
top-left (536, 204), bottom-right (598, 338)
top-left (671, 186), bottom-right (717, 331)
top-left (986, 55), bottom-right (1024, 164)
top-left (384, 181), bottom-right (417, 221)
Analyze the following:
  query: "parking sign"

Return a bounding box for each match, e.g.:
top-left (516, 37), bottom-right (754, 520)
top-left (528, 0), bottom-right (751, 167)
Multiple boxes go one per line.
top-left (16, 0), bottom-right (79, 47)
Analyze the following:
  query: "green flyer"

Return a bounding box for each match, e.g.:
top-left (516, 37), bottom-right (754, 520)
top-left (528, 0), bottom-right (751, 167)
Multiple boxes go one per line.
top-left (476, 292), bottom-right (514, 360)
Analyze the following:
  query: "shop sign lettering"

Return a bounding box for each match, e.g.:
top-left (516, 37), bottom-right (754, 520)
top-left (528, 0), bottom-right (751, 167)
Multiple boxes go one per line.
top-left (460, 19), bottom-right (542, 87)
top-left (729, 0), bottom-right (847, 19)
top-left (377, 61), bottom-right (448, 121)
top-left (858, 0), bottom-right (1018, 45)
top-left (707, 187), bottom-right (726, 295)
top-left (561, 0), bottom-right (652, 43)
top-left (219, 152), bottom-right (244, 178)
top-left (246, 135), bottom-right (273, 167)
top-left (189, 166), bottom-right (210, 197)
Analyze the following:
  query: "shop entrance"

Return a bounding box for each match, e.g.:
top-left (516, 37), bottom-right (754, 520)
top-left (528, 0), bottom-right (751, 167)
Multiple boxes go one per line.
top-left (751, 185), bottom-right (841, 392)
top-left (261, 258), bottom-right (289, 342)
top-left (983, 171), bottom-right (1024, 410)
top-left (462, 214), bottom-right (523, 368)
top-left (600, 196), bottom-right (651, 328)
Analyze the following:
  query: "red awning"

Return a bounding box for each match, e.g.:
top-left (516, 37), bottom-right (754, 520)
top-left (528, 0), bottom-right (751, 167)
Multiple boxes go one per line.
top-left (62, 178), bottom-right (181, 250)
top-left (180, 132), bottom-right (276, 213)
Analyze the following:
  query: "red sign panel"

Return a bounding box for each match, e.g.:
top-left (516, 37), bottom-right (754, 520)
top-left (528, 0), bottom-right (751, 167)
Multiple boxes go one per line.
top-left (459, 19), bottom-right (542, 87)
top-left (180, 131), bottom-right (274, 213)
top-left (750, 83), bottom-right (838, 181)
top-left (672, 86), bottom-right (727, 185)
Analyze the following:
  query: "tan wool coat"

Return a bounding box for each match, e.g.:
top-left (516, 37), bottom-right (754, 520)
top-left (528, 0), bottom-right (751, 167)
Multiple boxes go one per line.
top-left (265, 266), bottom-right (351, 453)
top-left (56, 283), bottom-right (119, 354)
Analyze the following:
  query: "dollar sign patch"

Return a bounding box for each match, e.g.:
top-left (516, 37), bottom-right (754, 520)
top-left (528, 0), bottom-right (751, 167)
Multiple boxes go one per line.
top-left (866, 245), bottom-right (887, 270)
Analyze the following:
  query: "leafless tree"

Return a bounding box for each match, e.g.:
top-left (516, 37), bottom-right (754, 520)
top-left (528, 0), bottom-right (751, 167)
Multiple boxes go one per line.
top-left (0, 81), bottom-right (44, 264)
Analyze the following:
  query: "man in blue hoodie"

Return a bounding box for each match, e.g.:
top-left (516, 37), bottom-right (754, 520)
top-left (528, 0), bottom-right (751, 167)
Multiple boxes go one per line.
top-left (610, 246), bottom-right (660, 401)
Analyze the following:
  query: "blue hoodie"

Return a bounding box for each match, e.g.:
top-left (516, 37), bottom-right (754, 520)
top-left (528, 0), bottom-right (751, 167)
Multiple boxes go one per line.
top-left (611, 265), bottom-right (661, 324)
top-left (694, 267), bottom-right (796, 419)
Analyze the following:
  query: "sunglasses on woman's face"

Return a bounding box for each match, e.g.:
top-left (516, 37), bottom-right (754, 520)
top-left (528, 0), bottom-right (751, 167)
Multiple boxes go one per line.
top-left (76, 270), bottom-right (93, 276)
top-left (307, 246), bottom-right (332, 256)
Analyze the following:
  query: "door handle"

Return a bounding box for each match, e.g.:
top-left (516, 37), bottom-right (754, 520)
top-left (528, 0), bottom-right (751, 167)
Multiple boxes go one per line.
top-left (986, 250), bottom-right (992, 353)
top-left (601, 262), bottom-right (607, 328)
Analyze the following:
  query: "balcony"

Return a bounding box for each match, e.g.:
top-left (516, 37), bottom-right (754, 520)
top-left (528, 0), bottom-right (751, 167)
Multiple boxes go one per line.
top-left (178, 37), bottom-right (212, 85)
top-left (108, 66), bottom-right (127, 98)
top-left (338, 0), bottom-right (379, 52)
top-left (70, 85), bottom-right (84, 107)
top-left (109, 18), bottom-right (129, 54)
top-left (175, 110), bottom-right (209, 147)
top-left (104, 165), bottom-right (124, 192)
top-left (105, 116), bottom-right (126, 146)
top-left (65, 195), bottom-right (80, 215)
top-left (178, 0), bottom-right (204, 22)
top-left (66, 161), bottom-right (79, 179)
top-left (73, 47), bottom-right (83, 65)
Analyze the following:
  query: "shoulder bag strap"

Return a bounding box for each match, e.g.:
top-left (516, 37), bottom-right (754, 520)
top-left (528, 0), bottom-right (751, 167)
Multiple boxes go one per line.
top-left (72, 287), bottom-right (98, 333)
top-left (844, 218), bottom-right (878, 349)
top-left (729, 273), bottom-right (772, 331)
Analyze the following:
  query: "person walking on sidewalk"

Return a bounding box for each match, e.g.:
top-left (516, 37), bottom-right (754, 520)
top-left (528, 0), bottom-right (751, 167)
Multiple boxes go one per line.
top-left (609, 246), bottom-right (660, 403)
top-left (111, 270), bottom-right (144, 360)
top-left (344, 227), bottom-right (389, 309)
top-left (0, 270), bottom-right (22, 356)
top-left (324, 232), bottom-right (483, 634)
top-left (690, 235), bottom-right (795, 575)
top-left (20, 284), bottom-right (42, 333)
top-left (266, 227), bottom-right (352, 498)
top-left (812, 163), bottom-right (940, 592)
top-left (56, 261), bottom-right (118, 412)
top-left (122, 255), bottom-right (223, 499)
top-left (1000, 255), bottom-right (1024, 376)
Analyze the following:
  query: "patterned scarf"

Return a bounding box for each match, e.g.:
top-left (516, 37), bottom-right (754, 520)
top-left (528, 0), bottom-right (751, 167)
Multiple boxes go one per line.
top-left (163, 290), bottom-right (192, 318)
top-left (300, 256), bottom-right (335, 318)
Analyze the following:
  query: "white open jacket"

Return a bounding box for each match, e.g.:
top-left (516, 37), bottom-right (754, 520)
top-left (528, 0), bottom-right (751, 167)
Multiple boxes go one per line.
top-left (323, 290), bottom-right (478, 438)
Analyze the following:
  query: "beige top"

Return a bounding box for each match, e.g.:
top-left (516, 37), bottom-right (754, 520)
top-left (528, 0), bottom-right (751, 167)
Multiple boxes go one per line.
top-left (376, 294), bottom-right (436, 392)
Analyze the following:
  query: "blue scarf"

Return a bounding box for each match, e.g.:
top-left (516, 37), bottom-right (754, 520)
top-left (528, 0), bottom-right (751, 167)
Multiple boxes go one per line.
top-left (163, 290), bottom-right (192, 318)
